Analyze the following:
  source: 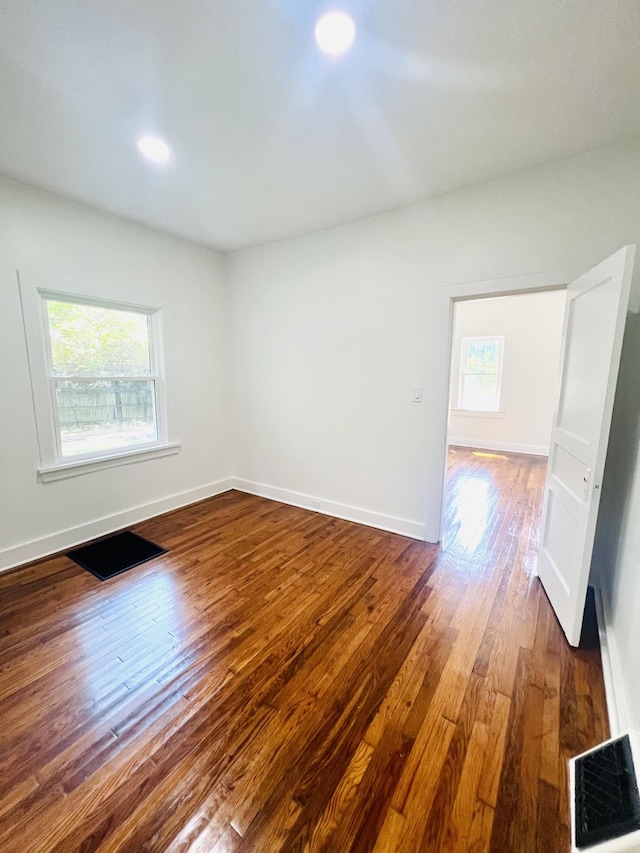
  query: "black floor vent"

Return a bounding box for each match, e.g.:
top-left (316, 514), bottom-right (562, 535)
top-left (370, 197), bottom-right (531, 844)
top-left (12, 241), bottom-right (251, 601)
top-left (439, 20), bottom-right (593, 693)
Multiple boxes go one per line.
top-left (68, 531), bottom-right (167, 580)
top-left (575, 734), bottom-right (640, 848)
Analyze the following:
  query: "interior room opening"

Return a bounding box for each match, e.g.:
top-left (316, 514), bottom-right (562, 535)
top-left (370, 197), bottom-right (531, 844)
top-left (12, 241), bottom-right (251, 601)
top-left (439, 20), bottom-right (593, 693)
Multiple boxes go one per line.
top-left (442, 289), bottom-right (566, 555)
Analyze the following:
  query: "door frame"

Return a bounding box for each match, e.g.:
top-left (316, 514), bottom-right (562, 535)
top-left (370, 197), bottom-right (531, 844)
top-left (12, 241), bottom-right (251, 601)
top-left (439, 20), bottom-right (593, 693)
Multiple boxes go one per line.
top-left (435, 267), bottom-right (587, 544)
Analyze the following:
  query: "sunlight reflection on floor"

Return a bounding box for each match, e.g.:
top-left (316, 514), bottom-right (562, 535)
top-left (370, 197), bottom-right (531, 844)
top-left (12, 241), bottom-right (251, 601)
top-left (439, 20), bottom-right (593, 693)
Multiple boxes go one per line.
top-left (78, 569), bottom-right (182, 701)
top-left (449, 475), bottom-right (496, 554)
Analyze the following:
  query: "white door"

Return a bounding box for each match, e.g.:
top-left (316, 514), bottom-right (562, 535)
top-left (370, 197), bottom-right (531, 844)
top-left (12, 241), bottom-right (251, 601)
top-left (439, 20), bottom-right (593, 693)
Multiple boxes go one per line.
top-left (538, 245), bottom-right (636, 647)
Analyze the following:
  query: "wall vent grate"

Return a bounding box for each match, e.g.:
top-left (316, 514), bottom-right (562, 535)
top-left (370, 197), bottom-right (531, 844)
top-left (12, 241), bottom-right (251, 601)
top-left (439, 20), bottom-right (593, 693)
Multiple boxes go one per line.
top-left (575, 734), bottom-right (640, 848)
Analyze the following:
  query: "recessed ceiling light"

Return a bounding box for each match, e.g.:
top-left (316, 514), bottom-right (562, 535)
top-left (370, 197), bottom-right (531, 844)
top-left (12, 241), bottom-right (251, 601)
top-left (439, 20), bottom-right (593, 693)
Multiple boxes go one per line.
top-left (137, 135), bottom-right (171, 164)
top-left (315, 11), bottom-right (356, 57)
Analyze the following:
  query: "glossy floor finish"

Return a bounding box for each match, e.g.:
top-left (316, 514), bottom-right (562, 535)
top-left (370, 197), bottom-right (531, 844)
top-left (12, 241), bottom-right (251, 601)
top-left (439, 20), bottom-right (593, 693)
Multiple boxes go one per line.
top-left (0, 448), bottom-right (609, 852)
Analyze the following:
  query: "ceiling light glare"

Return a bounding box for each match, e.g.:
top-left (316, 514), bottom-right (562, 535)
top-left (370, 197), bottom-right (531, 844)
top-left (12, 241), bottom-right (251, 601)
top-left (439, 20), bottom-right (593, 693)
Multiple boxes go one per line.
top-left (315, 11), bottom-right (356, 57)
top-left (137, 135), bottom-right (171, 164)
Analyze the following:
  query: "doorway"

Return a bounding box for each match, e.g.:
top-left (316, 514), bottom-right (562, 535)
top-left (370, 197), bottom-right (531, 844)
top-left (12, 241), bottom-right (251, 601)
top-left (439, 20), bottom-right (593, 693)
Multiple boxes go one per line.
top-left (443, 289), bottom-right (566, 551)
top-left (437, 245), bottom-right (635, 648)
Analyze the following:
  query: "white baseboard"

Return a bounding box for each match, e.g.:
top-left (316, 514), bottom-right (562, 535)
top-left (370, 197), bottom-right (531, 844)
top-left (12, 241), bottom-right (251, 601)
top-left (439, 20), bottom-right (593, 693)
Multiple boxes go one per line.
top-left (0, 478), bottom-right (233, 573)
top-left (448, 438), bottom-right (549, 456)
top-left (232, 478), bottom-right (428, 541)
top-left (0, 476), bottom-right (431, 574)
top-left (594, 582), bottom-right (628, 737)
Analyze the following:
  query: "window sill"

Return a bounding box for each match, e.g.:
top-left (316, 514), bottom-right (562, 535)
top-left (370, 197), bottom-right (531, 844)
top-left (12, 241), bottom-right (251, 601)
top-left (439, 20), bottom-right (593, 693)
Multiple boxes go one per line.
top-left (38, 442), bottom-right (181, 483)
top-left (451, 409), bottom-right (506, 419)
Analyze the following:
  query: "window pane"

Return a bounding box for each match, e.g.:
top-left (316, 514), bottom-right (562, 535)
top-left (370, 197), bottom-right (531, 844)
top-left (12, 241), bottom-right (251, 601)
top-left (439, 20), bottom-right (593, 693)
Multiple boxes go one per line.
top-left (46, 300), bottom-right (151, 377)
top-left (55, 379), bottom-right (157, 456)
top-left (465, 340), bottom-right (499, 374)
top-left (461, 374), bottom-right (499, 411)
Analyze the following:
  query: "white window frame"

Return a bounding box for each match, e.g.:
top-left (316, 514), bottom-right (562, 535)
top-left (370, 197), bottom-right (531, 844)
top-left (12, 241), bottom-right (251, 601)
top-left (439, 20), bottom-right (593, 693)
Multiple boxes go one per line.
top-left (18, 272), bottom-right (180, 482)
top-left (458, 334), bottom-right (505, 413)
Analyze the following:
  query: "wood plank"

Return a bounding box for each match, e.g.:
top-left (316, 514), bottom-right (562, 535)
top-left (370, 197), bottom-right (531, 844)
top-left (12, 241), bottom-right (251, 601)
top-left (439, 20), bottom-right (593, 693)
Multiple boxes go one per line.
top-left (0, 448), bottom-right (610, 851)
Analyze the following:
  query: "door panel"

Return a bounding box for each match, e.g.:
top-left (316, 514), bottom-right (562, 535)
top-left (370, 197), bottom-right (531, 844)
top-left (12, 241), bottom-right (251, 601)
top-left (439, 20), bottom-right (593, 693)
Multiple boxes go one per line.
top-left (550, 445), bottom-right (586, 503)
top-left (538, 245), bottom-right (635, 646)
top-left (557, 279), bottom-right (620, 440)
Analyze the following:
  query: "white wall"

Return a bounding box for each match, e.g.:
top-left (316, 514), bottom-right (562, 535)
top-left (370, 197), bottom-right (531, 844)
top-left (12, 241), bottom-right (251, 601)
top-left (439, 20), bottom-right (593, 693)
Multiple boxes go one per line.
top-left (2, 143), bottom-right (640, 728)
top-left (448, 291), bottom-right (566, 455)
top-left (228, 139), bottom-right (640, 542)
top-left (0, 178), bottom-right (233, 569)
top-left (593, 309), bottom-right (640, 733)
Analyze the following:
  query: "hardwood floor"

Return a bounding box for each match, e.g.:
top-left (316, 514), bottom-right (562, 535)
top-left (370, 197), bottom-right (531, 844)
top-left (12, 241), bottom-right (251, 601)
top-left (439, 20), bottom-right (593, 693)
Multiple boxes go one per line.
top-left (0, 448), bottom-right (609, 852)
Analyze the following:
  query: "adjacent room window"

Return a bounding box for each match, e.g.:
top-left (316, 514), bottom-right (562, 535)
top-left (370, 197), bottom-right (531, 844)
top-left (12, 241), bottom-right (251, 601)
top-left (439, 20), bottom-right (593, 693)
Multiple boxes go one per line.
top-left (19, 273), bottom-right (179, 480)
top-left (458, 336), bottom-right (504, 411)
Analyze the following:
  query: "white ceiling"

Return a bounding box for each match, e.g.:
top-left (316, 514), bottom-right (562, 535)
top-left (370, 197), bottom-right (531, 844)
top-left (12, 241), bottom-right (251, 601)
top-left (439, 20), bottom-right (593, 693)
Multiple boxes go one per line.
top-left (2, 1), bottom-right (639, 251)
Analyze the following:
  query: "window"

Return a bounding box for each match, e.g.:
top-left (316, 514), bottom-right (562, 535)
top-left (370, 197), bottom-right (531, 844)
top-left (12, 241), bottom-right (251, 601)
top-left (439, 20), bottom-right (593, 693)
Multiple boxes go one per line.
top-left (45, 298), bottom-right (161, 457)
top-left (458, 336), bottom-right (504, 412)
top-left (19, 273), bottom-right (179, 481)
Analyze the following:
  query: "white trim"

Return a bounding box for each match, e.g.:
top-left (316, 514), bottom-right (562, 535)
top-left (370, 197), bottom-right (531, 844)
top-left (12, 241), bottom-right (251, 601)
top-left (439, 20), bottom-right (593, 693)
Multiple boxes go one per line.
top-left (0, 478), bottom-right (433, 574)
top-left (38, 441), bottom-right (182, 482)
top-left (34, 286), bottom-right (163, 315)
top-left (594, 580), bottom-right (629, 737)
top-left (232, 478), bottom-right (429, 541)
top-left (448, 438), bottom-right (549, 456)
top-left (450, 409), bottom-right (506, 419)
top-left (0, 478), bottom-right (233, 573)
top-left (439, 267), bottom-right (581, 299)
top-left (18, 271), bottom-right (175, 473)
top-left (435, 268), bottom-right (575, 541)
